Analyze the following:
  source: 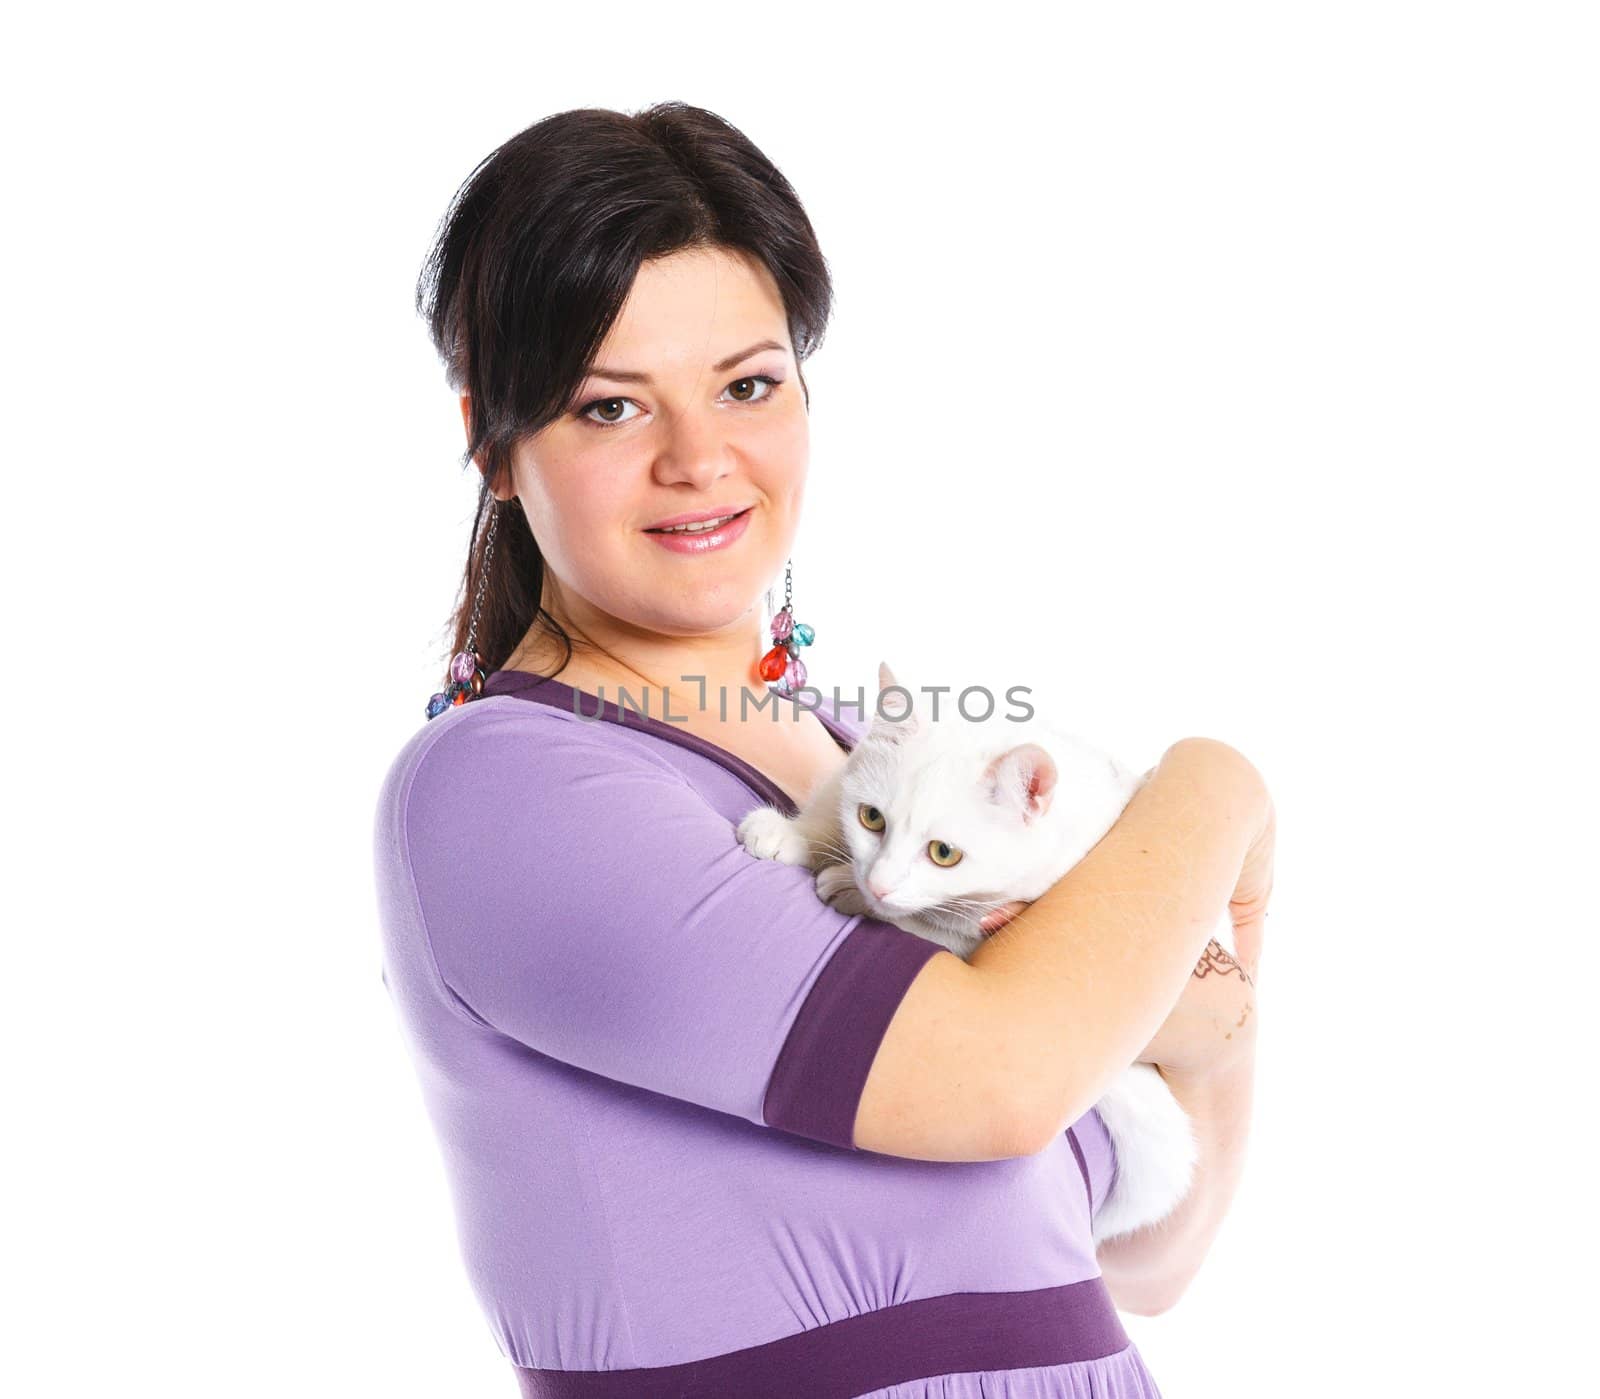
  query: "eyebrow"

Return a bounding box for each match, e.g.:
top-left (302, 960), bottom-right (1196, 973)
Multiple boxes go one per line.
top-left (585, 338), bottom-right (788, 384)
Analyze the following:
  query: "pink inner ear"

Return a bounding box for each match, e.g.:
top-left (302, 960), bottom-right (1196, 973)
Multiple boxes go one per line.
top-left (986, 743), bottom-right (1058, 823)
top-left (1023, 756), bottom-right (1056, 818)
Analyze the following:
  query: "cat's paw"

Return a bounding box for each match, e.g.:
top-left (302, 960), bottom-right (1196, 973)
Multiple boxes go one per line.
top-left (814, 862), bottom-right (871, 916)
top-left (736, 806), bottom-right (813, 865)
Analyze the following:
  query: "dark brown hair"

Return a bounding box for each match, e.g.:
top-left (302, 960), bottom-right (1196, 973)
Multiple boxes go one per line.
top-left (415, 101), bottom-right (835, 680)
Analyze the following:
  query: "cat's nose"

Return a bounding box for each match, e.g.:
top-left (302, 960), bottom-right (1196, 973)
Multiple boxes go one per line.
top-left (867, 878), bottom-right (894, 900)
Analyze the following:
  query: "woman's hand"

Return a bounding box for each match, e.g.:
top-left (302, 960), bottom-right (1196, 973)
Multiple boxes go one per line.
top-left (978, 900), bottom-right (1031, 935)
top-left (1227, 785), bottom-right (1275, 985)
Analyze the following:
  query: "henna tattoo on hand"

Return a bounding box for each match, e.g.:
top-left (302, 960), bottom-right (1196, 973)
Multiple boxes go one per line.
top-left (1193, 938), bottom-right (1254, 988)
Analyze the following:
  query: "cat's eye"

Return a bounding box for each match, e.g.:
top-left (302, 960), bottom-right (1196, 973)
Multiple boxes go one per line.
top-left (858, 804), bottom-right (886, 832)
top-left (928, 839), bottom-right (963, 867)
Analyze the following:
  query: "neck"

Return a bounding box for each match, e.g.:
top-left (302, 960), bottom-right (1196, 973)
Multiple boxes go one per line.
top-left (504, 585), bottom-right (779, 723)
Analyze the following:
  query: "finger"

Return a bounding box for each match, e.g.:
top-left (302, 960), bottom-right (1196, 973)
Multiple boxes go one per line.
top-left (1232, 912), bottom-right (1265, 985)
top-left (979, 900), bottom-right (1029, 934)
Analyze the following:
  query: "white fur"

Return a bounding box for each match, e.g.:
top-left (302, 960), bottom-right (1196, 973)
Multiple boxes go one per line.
top-left (1089, 1064), bottom-right (1199, 1247)
top-left (735, 660), bottom-right (1222, 1243)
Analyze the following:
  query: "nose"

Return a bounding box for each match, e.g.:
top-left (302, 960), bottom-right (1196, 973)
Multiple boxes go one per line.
top-left (651, 409), bottom-right (734, 492)
top-left (866, 878), bottom-right (894, 901)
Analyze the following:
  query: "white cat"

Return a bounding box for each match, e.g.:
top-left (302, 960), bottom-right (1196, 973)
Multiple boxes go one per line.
top-left (737, 661), bottom-right (1220, 1247)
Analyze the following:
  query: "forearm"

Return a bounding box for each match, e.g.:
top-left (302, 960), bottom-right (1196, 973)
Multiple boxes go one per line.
top-left (1136, 937), bottom-right (1256, 1077)
top-left (1097, 1050), bottom-right (1257, 1315)
top-left (969, 737), bottom-right (1269, 1141)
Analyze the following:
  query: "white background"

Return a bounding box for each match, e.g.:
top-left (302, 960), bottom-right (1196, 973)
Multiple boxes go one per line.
top-left (6, 3), bottom-right (1596, 1395)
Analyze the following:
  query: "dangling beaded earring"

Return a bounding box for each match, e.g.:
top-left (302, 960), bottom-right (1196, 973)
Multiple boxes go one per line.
top-left (426, 498), bottom-right (502, 720)
top-left (757, 558), bottom-right (816, 697)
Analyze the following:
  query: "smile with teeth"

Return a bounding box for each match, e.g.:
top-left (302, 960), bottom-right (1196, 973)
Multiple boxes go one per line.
top-left (647, 509), bottom-right (749, 534)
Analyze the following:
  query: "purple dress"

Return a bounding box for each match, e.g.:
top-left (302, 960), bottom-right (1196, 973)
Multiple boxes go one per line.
top-left (373, 669), bottom-right (1163, 1398)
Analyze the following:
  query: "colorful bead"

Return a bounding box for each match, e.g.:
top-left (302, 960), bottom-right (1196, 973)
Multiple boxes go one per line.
top-left (785, 639), bottom-right (802, 659)
top-left (793, 622), bottom-right (814, 647)
top-left (758, 645), bottom-right (789, 682)
top-left (470, 667), bottom-right (486, 696)
top-left (773, 655), bottom-right (808, 695)
top-left (770, 608), bottom-right (794, 642)
top-left (450, 650), bottom-right (479, 685)
top-left (426, 691), bottom-right (451, 719)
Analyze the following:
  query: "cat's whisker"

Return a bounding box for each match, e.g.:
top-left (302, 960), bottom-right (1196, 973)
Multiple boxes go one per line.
top-left (809, 839), bottom-right (855, 865)
top-left (938, 895), bottom-right (1003, 913)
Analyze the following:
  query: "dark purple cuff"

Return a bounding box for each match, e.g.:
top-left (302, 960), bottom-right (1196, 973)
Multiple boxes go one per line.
top-left (1069, 1105), bottom-right (1118, 1217)
top-left (763, 918), bottom-right (944, 1150)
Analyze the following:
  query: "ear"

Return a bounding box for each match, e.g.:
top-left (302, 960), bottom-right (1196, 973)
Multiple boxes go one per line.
top-left (459, 393), bottom-right (484, 474)
top-left (871, 659), bottom-right (920, 743)
top-left (984, 743), bottom-right (1058, 825)
top-left (462, 393), bottom-right (514, 501)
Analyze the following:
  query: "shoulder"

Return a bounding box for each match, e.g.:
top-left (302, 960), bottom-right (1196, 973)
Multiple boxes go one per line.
top-left (374, 696), bottom-right (686, 836)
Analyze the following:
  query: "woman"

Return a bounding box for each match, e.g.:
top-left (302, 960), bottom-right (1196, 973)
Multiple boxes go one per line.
top-left (374, 101), bottom-right (1274, 1397)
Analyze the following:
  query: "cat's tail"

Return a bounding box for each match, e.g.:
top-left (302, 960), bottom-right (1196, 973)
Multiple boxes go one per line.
top-left (1089, 1063), bottom-right (1199, 1247)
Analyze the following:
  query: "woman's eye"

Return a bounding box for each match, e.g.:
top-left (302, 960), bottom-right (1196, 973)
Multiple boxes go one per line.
top-left (858, 804), bottom-right (885, 832)
top-left (724, 374), bottom-right (780, 404)
top-left (575, 374), bottom-right (782, 430)
top-left (579, 396), bottom-right (642, 428)
top-left (928, 839), bottom-right (963, 868)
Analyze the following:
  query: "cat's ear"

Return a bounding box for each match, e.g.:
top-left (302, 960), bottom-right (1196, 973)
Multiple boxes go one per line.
top-left (984, 743), bottom-right (1058, 824)
top-left (871, 660), bottom-right (920, 743)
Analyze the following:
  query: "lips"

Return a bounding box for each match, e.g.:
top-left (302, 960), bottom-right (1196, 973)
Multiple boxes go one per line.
top-left (642, 504), bottom-right (755, 555)
top-left (643, 505), bottom-right (755, 533)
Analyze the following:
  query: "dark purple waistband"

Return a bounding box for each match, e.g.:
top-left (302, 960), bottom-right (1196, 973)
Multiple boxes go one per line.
top-left (512, 1277), bottom-right (1129, 1399)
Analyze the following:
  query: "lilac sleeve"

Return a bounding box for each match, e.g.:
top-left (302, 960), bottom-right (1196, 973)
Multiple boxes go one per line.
top-left (1070, 1107), bottom-right (1119, 1220)
top-left (399, 710), bottom-right (945, 1151)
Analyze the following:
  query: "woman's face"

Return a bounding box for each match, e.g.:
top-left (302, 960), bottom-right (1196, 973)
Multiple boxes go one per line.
top-left (474, 245), bottom-right (808, 644)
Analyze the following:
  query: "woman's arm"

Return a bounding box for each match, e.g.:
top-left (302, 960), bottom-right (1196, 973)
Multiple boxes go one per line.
top-left (854, 737), bottom-right (1270, 1160)
top-left (1096, 1052), bottom-right (1257, 1316)
top-left (1107, 875), bottom-right (1265, 1310)
top-left (1136, 937), bottom-right (1257, 1076)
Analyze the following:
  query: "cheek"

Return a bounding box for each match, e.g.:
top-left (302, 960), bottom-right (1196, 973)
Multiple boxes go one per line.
top-left (842, 822), bottom-right (872, 864)
top-left (520, 457), bottom-right (630, 559)
top-left (748, 404), bottom-right (809, 491)
top-left (961, 857), bottom-right (998, 892)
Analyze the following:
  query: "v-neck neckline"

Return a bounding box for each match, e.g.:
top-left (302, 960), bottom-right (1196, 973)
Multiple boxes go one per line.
top-left (478, 669), bottom-right (859, 818)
